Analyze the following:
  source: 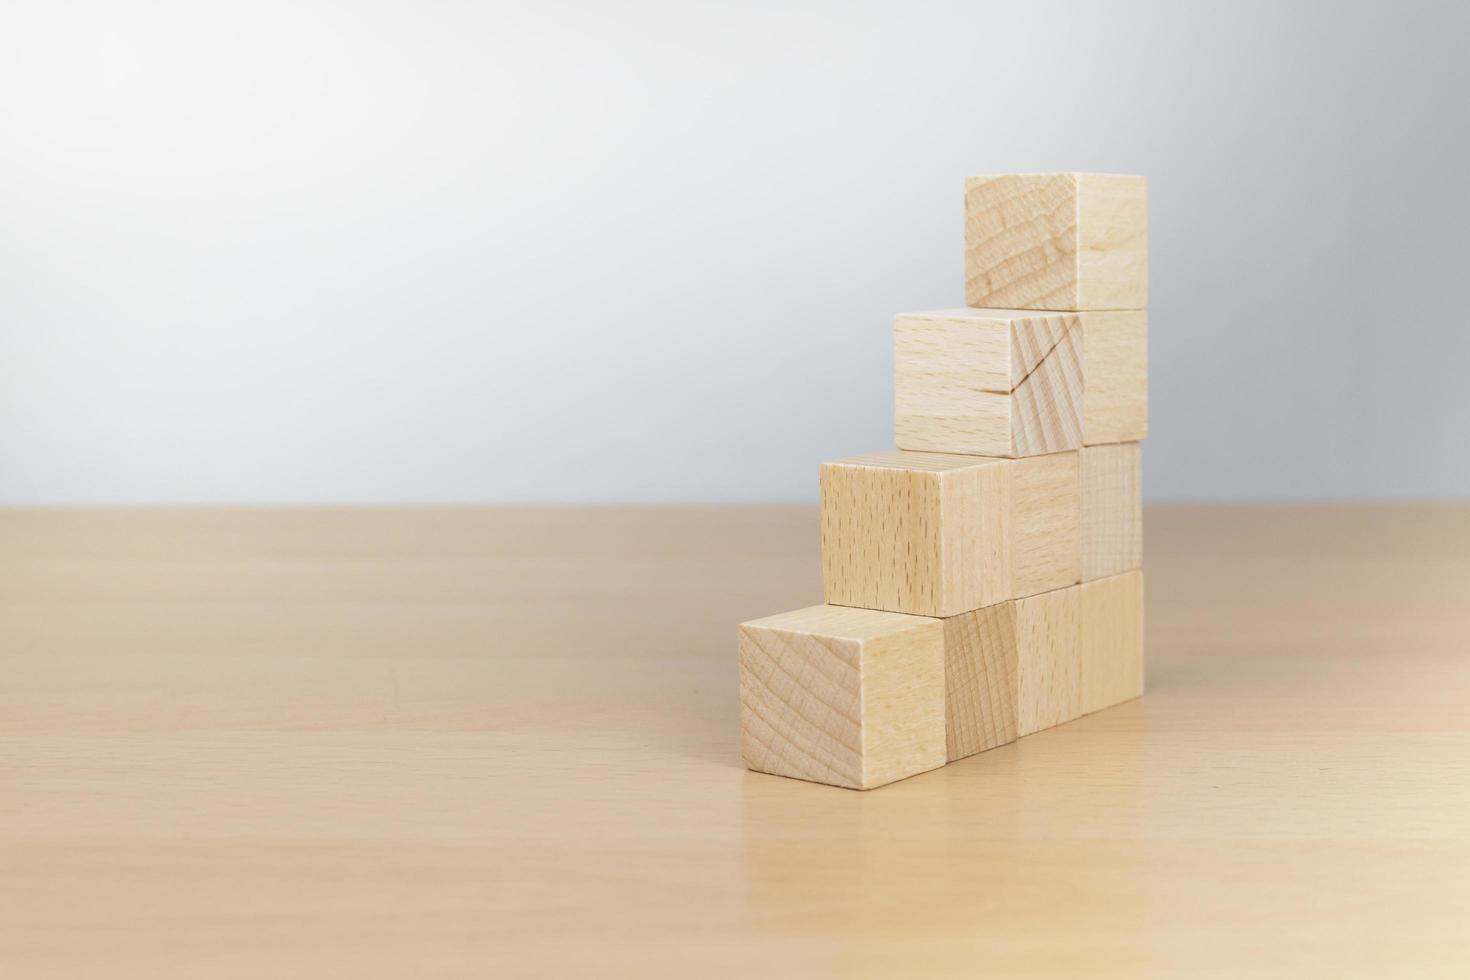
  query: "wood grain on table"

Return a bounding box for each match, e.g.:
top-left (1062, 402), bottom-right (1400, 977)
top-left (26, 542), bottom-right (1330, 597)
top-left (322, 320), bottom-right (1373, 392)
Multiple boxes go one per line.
top-left (3, 505), bottom-right (1470, 978)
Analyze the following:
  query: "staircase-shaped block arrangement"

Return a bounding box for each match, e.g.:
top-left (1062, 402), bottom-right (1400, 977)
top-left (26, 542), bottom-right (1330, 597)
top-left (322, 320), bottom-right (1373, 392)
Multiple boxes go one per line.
top-left (739, 172), bottom-right (1148, 789)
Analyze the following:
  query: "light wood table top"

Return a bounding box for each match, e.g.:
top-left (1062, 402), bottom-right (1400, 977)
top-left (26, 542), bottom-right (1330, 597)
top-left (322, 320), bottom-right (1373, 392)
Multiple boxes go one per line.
top-left (4, 505), bottom-right (1470, 978)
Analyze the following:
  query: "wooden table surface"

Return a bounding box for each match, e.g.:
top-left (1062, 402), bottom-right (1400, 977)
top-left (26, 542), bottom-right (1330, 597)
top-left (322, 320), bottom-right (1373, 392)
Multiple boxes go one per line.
top-left (4, 505), bottom-right (1470, 978)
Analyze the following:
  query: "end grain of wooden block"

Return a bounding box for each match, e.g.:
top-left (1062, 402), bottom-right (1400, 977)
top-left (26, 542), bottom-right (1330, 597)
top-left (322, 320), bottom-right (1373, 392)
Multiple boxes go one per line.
top-left (738, 605), bottom-right (946, 790)
top-left (965, 173), bottom-right (1147, 312)
top-left (1080, 571), bottom-right (1145, 715)
top-left (1014, 585), bottom-right (1082, 736)
top-left (1082, 309), bottom-right (1148, 445)
top-left (895, 309), bottom-right (1083, 457)
top-left (1081, 442), bottom-right (1142, 581)
top-left (944, 600), bottom-right (1019, 761)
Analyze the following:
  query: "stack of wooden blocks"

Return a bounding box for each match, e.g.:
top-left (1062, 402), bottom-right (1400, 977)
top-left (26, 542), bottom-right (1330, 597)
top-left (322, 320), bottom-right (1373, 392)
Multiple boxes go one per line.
top-left (739, 173), bottom-right (1148, 789)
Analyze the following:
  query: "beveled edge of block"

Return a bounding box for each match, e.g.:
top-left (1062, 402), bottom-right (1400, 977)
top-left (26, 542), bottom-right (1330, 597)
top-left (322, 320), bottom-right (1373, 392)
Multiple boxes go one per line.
top-left (1073, 171), bottom-right (1148, 190)
top-left (965, 171), bottom-right (1079, 186)
top-left (740, 604), bottom-right (941, 644)
top-left (896, 307), bottom-right (1069, 324)
top-left (967, 171), bottom-right (1142, 183)
top-left (825, 449), bottom-right (1009, 474)
top-left (1080, 440), bottom-right (1143, 463)
top-left (970, 170), bottom-right (1140, 178)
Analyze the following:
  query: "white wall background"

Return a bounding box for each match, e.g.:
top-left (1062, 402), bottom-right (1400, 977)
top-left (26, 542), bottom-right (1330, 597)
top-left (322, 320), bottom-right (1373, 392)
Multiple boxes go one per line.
top-left (2, 0), bottom-right (1466, 504)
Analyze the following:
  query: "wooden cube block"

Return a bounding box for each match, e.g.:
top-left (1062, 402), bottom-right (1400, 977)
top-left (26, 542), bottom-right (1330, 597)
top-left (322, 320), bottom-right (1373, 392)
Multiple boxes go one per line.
top-left (965, 173), bottom-right (1147, 311)
top-left (1083, 309), bottom-right (1148, 444)
top-left (821, 451), bottom-right (1011, 617)
top-left (943, 601), bottom-right (1018, 760)
top-left (895, 307), bottom-right (1146, 456)
top-left (738, 605), bottom-right (946, 790)
top-left (895, 308), bottom-right (1082, 457)
top-left (1081, 442), bottom-right (1142, 581)
top-left (820, 451), bottom-right (1079, 617)
top-left (1014, 586), bottom-right (1082, 736)
top-left (1080, 570), bottom-right (1145, 715)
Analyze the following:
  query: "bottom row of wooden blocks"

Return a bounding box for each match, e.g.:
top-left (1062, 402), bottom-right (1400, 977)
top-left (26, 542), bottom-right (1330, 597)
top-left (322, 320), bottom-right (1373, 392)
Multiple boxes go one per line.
top-left (738, 570), bottom-right (1143, 790)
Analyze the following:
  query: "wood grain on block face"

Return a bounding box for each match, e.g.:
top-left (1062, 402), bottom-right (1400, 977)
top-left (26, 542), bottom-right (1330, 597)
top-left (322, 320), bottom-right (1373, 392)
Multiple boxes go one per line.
top-left (965, 173), bottom-right (1147, 311)
top-left (1010, 451), bottom-right (1081, 598)
top-left (1009, 312), bottom-right (1075, 387)
top-left (965, 174), bottom-right (1079, 310)
top-left (1014, 586), bottom-right (1082, 736)
top-left (944, 601), bottom-right (1018, 761)
top-left (894, 310), bottom-right (1016, 395)
top-left (1011, 321), bottom-right (1083, 456)
top-left (895, 309), bottom-right (1082, 457)
top-left (1082, 309), bottom-right (1148, 445)
top-left (860, 619), bottom-right (949, 789)
top-left (1081, 443), bottom-right (1142, 582)
top-left (1080, 571), bottom-right (1145, 715)
top-left (738, 605), bottom-right (946, 790)
top-left (821, 452), bottom-right (1011, 617)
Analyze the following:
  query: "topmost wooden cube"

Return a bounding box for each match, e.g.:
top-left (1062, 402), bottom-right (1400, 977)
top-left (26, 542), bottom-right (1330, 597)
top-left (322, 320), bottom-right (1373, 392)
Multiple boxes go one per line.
top-left (965, 173), bottom-right (1147, 311)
